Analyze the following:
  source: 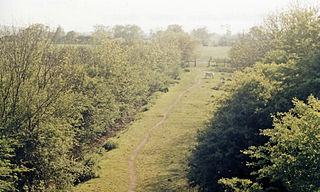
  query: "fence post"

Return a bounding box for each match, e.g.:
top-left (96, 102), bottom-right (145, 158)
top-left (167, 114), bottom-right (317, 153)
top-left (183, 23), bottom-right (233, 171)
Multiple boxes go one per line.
top-left (208, 56), bottom-right (212, 67)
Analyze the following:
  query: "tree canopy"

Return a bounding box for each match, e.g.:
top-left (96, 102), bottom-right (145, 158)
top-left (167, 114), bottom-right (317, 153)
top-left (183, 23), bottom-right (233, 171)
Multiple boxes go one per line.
top-left (187, 4), bottom-right (320, 192)
top-left (0, 24), bottom-right (200, 191)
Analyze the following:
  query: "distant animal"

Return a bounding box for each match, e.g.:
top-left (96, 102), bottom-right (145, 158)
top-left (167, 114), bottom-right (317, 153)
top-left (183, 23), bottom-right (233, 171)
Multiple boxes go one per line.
top-left (205, 71), bottom-right (214, 78)
top-left (160, 87), bottom-right (169, 93)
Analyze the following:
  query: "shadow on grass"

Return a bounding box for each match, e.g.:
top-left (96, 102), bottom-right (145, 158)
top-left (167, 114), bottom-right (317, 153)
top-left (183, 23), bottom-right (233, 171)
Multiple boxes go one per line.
top-left (140, 168), bottom-right (198, 192)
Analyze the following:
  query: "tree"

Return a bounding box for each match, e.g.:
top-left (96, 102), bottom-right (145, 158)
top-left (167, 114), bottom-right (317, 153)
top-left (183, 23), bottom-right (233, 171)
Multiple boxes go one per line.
top-left (220, 95), bottom-right (320, 192)
top-left (0, 24), bottom-right (78, 191)
top-left (112, 24), bottom-right (145, 41)
top-left (91, 24), bottom-right (111, 44)
top-left (230, 26), bottom-right (273, 69)
top-left (191, 27), bottom-right (211, 46)
top-left (65, 30), bottom-right (78, 44)
top-left (0, 136), bottom-right (23, 191)
top-left (0, 23), bottom-right (199, 191)
top-left (155, 30), bottom-right (200, 67)
top-left (166, 24), bottom-right (184, 33)
top-left (230, 5), bottom-right (320, 70)
top-left (187, 4), bottom-right (320, 192)
top-left (187, 63), bottom-right (280, 192)
top-left (52, 25), bottom-right (65, 43)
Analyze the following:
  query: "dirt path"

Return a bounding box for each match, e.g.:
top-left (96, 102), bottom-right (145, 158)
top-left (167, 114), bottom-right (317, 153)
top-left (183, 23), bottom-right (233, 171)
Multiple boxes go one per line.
top-left (128, 74), bottom-right (201, 192)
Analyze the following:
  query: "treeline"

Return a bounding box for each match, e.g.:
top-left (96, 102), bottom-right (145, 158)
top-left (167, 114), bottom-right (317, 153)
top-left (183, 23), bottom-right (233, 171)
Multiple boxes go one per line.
top-left (45, 23), bottom-right (236, 47)
top-left (190, 27), bottom-right (237, 47)
top-left (188, 5), bottom-right (320, 192)
top-left (51, 24), bottom-right (146, 44)
top-left (0, 24), bottom-right (200, 191)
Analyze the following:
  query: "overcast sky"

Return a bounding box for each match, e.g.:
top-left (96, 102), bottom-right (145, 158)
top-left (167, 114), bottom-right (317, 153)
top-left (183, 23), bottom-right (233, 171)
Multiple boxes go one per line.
top-left (0, 0), bottom-right (301, 34)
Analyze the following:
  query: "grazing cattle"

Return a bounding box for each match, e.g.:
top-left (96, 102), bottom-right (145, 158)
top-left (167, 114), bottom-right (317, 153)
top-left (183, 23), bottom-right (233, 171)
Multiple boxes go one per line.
top-left (205, 71), bottom-right (214, 78)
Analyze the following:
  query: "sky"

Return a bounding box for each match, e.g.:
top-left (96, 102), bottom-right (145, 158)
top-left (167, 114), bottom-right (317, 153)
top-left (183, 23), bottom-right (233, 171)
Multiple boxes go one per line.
top-left (0, 0), bottom-right (300, 34)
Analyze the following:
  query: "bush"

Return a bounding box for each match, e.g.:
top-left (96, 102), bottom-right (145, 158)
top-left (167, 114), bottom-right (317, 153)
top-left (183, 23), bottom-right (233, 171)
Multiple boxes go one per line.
top-left (220, 95), bottom-right (320, 192)
top-left (75, 153), bottom-right (101, 184)
top-left (103, 140), bottom-right (119, 152)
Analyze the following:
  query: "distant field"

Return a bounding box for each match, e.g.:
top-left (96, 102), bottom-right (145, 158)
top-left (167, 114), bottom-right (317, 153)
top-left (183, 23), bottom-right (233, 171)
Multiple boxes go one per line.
top-left (199, 46), bottom-right (231, 60)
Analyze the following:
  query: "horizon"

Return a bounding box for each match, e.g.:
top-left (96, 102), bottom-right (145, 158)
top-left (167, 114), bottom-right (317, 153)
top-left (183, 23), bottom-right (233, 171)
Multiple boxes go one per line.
top-left (0, 0), bottom-right (306, 34)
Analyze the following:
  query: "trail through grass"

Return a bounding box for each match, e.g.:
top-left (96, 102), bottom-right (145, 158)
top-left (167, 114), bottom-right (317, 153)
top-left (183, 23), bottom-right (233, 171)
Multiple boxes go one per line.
top-left (75, 67), bottom-right (228, 192)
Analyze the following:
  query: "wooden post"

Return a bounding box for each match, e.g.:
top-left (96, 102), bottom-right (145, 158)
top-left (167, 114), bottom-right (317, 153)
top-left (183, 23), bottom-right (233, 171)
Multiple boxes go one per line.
top-left (208, 56), bottom-right (212, 67)
top-left (194, 58), bottom-right (197, 67)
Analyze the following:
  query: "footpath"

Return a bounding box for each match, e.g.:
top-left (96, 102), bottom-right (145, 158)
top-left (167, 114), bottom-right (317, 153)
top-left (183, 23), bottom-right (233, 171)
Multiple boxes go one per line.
top-left (75, 68), bottom-right (223, 192)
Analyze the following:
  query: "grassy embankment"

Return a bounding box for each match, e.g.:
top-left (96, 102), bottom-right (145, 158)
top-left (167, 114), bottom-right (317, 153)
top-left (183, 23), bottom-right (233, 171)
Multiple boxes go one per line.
top-left (75, 46), bottom-right (231, 192)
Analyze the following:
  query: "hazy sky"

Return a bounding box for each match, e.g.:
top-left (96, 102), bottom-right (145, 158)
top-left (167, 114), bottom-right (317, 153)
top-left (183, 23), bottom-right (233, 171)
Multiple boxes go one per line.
top-left (0, 0), bottom-right (297, 34)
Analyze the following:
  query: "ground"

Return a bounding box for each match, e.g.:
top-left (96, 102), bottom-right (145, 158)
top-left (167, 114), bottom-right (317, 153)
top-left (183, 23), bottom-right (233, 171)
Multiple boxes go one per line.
top-left (75, 46), bottom-right (231, 192)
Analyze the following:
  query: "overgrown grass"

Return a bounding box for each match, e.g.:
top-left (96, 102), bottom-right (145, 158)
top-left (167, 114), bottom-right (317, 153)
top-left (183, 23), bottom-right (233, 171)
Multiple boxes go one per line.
top-left (74, 67), bottom-right (228, 192)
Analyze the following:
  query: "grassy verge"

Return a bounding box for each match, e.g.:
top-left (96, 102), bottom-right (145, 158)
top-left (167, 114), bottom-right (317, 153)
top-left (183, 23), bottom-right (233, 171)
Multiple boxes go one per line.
top-left (75, 67), bottom-right (227, 192)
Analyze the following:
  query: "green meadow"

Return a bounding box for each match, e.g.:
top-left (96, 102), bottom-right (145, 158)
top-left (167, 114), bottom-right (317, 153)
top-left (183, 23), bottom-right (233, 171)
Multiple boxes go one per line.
top-left (199, 46), bottom-right (231, 60)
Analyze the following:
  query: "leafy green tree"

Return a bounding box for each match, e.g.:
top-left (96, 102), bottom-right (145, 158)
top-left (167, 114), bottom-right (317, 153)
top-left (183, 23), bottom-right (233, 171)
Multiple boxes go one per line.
top-left (187, 63), bottom-right (281, 192)
top-left (0, 24), bottom-right (79, 191)
top-left (0, 136), bottom-right (24, 191)
top-left (0, 22), bottom-right (199, 191)
top-left (230, 26), bottom-right (273, 69)
top-left (188, 4), bottom-right (320, 192)
top-left (155, 30), bottom-right (200, 67)
top-left (220, 95), bottom-right (320, 192)
top-left (230, 5), bottom-right (320, 70)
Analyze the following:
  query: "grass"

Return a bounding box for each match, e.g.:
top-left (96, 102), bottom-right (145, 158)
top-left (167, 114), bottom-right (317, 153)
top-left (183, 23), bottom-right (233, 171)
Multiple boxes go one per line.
top-left (75, 44), bottom-right (232, 191)
top-left (199, 46), bottom-right (231, 61)
top-left (74, 67), bottom-right (228, 192)
top-left (135, 69), bottom-right (226, 191)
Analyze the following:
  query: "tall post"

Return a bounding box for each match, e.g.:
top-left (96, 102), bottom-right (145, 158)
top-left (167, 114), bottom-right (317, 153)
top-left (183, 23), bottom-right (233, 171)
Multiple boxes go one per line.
top-left (208, 56), bottom-right (212, 67)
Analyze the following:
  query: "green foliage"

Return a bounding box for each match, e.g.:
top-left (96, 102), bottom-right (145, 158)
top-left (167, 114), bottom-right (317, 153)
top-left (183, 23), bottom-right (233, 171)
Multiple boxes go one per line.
top-left (230, 5), bottom-right (320, 70)
top-left (230, 26), bottom-right (272, 69)
top-left (0, 23), bottom-right (199, 191)
top-left (220, 95), bottom-right (320, 192)
top-left (0, 24), bottom-right (77, 191)
top-left (74, 153), bottom-right (101, 185)
top-left (0, 136), bottom-right (21, 192)
top-left (219, 178), bottom-right (263, 192)
top-left (199, 46), bottom-right (231, 62)
top-left (191, 27), bottom-right (211, 46)
top-left (166, 24), bottom-right (184, 33)
top-left (188, 4), bottom-right (320, 192)
top-left (257, 96), bottom-right (320, 191)
top-left (154, 29), bottom-right (201, 67)
top-left (112, 24), bottom-right (145, 41)
top-left (103, 140), bottom-right (119, 152)
top-left (187, 63), bottom-right (280, 191)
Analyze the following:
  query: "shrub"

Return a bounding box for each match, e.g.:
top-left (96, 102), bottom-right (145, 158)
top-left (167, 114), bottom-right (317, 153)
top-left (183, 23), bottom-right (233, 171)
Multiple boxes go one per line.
top-left (103, 140), bottom-right (119, 152)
